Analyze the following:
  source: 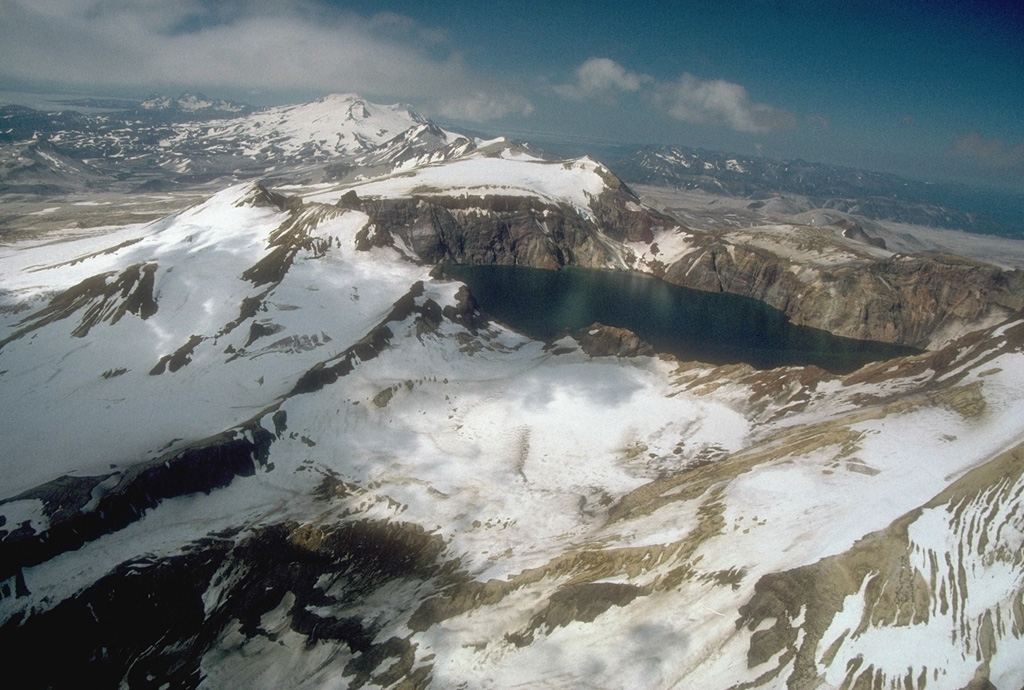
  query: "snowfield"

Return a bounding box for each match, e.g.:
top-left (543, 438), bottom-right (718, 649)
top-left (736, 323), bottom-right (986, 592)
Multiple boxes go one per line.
top-left (161, 93), bottom-right (448, 161)
top-left (0, 184), bottom-right (428, 493)
top-left (1, 107), bottom-right (1023, 690)
top-left (306, 144), bottom-right (612, 218)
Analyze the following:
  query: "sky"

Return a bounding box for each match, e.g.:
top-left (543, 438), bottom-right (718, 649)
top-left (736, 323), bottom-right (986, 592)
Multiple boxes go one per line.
top-left (1, 0), bottom-right (1022, 192)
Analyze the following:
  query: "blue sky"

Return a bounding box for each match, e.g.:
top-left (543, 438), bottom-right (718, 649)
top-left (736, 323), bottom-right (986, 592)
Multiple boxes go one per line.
top-left (1, 0), bottom-right (1022, 192)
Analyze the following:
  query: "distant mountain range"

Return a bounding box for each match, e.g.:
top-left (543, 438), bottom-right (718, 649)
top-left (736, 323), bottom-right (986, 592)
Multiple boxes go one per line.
top-left (516, 140), bottom-right (1024, 238)
top-left (607, 145), bottom-right (1024, 236)
top-left (2, 92), bottom-right (1022, 238)
top-left (0, 93), bottom-right (470, 195)
top-left (3, 92), bottom-right (1024, 690)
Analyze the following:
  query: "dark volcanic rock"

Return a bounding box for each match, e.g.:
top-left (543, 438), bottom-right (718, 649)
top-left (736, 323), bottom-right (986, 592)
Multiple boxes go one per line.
top-left (354, 195), bottom-right (587, 267)
top-left (575, 323), bottom-right (655, 358)
top-left (0, 518), bottom-right (448, 689)
top-left (350, 190), bottom-right (676, 269)
top-left (835, 219), bottom-right (886, 249)
top-left (0, 424), bottom-right (273, 582)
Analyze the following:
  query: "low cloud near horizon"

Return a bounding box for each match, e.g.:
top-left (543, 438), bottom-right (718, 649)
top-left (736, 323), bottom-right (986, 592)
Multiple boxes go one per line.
top-left (3, 1), bottom-right (798, 135)
top-left (0, 0), bottom-right (531, 121)
top-left (950, 132), bottom-right (1024, 171)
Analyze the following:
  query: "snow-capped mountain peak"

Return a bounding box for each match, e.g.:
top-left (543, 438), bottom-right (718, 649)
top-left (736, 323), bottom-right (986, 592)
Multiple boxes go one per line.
top-left (139, 92), bottom-right (249, 114)
top-left (3, 92), bottom-right (1024, 690)
top-left (154, 93), bottom-right (460, 172)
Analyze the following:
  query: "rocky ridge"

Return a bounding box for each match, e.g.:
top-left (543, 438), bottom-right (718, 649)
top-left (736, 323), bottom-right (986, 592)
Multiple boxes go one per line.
top-left (607, 144), bottom-right (1022, 237)
top-left (302, 131), bottom-right (1024, 352)
top-left (659, 240), bottom-right (1024, 349)
top-left (1, 94), bottom-right (1024, 690)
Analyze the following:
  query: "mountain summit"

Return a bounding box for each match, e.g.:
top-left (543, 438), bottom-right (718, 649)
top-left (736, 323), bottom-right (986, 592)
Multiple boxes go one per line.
top-left (1, 93), bottom-right (1024, 690)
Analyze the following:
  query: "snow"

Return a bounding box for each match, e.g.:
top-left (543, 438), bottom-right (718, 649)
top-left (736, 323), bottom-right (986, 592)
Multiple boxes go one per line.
top-left (0, 183), bottom-right (427, 494)
top-left (163, 93), bottom-right (452, 161)
top-left (3, 104), bottom-right (1024, 687)
top-left (306, 152), bottom-right (609, 216)
top-left (812, 465), bottom-right (1024, 688)
top-left (625, 225), bottom-right (696, 269)
top-left (0, 498), bottom-right (49, 533)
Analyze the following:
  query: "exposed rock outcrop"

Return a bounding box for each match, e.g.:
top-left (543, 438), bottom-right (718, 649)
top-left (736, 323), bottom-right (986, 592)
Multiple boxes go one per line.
top-left (835, 218), bottom-right (886, 249)
top-left (0, 518), bottom-right (447, 689)
top-left (351, 194), bottom-right (611, 268)
top-left (338, 166), bottom-right (1024, 350)
top-left (662, 242), bottom-right (1024, 348)
top-left (347, 183), bottom-right (677, 270)
top-left (0, 423), bottom-right (274, 582)
top-left (0, 262), bottom-right (159, 349)
top-left (587, 168), bottom-right (675, 245)
top-left (574, 322), bottom-right (655, 358)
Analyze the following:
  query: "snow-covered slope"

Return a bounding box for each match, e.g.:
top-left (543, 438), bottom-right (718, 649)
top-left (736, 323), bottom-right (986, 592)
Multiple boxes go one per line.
top-left (1, 101), bottom-right (1023, 689)
top-left (161, 93), bottom-right (460, 169)
top-left (0, 183), bottom-right (430, 492)
top-left (308, 141), bottom-right (610, 215)
top-left (2, 94), bottom-right (469, 194)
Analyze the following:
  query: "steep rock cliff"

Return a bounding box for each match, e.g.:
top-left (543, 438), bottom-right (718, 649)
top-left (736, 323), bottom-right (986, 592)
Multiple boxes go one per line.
top-left (336, 158), bottom-right (1022, 350)
top-left (663, 241), bottom-right (1024, 348)
top-left (346, 189), bottom-right (674, 270)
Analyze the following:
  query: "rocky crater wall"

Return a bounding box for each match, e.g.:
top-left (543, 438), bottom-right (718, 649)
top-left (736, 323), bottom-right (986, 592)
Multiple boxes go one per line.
top-left (662, 243), bottom-right (1024, 349)
top-left (338, 180), bottom-right (1024, 350)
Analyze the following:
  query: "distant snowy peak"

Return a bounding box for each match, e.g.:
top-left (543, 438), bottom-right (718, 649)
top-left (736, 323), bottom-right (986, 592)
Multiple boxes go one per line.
top-left (344, 124), bottom-right (489, 182)
top-left (139, 93), bottom-right (249, 114)
top-left (275, 93), bottom-right (428, 141)
top-left (176, 93), bottom-right (462, 165)
top-left (2, 93), bottom-right (473, 190)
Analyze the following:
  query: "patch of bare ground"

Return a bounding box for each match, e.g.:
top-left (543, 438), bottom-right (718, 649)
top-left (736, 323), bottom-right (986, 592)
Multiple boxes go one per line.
top-left (0, 261), bottom-right (159, 349)
top-left (839, 318), bottom-right (1024, 414)
top-left (0, 193), bottom-right (207, 241)
top-left (409, 488), bottom-right (732, 635)
top-left (732, 441), bottom-right (1024, 690)
top-left (605, 404), bottom-right (899, 530)
top-left (240, 203), bottom-right (345, 287)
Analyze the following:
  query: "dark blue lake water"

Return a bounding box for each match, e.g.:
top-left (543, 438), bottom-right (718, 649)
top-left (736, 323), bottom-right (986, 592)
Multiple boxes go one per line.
top-left (443, 264), bottom-right (920, 374)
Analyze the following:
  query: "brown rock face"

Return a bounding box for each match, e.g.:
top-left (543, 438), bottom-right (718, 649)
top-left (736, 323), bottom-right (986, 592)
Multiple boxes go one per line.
top-left (347, 179), bottom-right (677, 270)
top-left (342, 169), bottom-right (1022, 350)
top-left (352, 194), bottom-right (613, 269)
top-left (587, 168), bottom-right (677, 245)
top-left (574, 323), bottom-right (655, 358)
top-left (663, 243), bottom-right (1024, 348)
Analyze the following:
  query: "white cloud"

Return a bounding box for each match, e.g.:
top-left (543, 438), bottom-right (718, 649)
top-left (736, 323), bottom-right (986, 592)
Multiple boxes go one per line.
top-left (553, 57), bottom-right (651, 100)
top-left (0, 7), bottom-right (796, 133)
top-left (656, 73), bottom-right (796, 133)
top-left (553, 57), bottom-right (796, 134)
top-left (950, 132), bottom-right (1024, 170)
top-left (0, 0), bottom-right (526, 121)
top-left (435, 92), bottom-right (535, 121)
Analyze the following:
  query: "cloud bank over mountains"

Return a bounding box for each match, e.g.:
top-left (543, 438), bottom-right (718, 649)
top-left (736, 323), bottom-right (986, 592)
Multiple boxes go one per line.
top-left (1, 0), bottom-right (790, 134)
top-left (950, 132), bottom-right (1024, 172)
top-left (1, 0), bottom-right (1021, 192)
top-left (554, 57), bottom-right (795, 134)
top-left (0, 0), bottom-right (531, 121)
